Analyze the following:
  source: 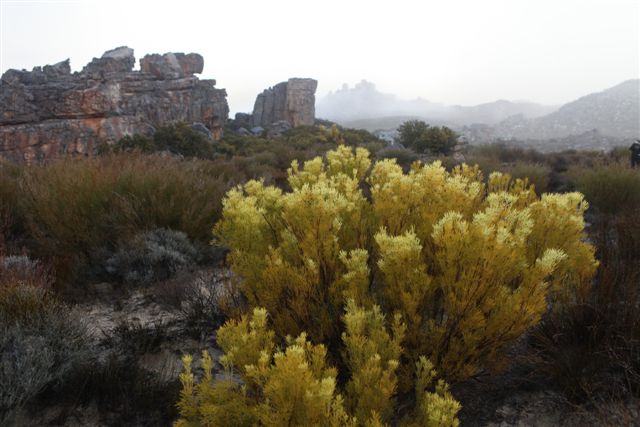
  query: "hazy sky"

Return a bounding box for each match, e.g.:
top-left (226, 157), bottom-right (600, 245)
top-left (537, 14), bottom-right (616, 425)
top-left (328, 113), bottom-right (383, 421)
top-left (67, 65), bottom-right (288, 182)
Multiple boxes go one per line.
top-left (1, 0), bottom-right (639, 114)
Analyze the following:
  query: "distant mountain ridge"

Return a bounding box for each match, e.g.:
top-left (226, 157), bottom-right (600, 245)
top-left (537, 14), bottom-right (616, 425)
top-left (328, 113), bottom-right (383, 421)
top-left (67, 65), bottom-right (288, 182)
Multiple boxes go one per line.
top-left (317, 80), bottom-right (557, 127)
top-left (494, 79), bottom-right (640, 139)
top-left (318, 79), bottom-right (640, 143)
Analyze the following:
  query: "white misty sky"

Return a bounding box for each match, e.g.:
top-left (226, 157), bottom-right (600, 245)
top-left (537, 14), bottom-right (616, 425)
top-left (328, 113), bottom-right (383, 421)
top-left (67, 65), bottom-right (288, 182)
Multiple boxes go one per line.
top-left (1, 0), bottom-right (638, 114)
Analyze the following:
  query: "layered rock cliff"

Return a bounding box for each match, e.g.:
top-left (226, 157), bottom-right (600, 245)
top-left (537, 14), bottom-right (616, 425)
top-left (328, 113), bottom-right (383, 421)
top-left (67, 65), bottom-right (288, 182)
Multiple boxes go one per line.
top-left (251, 78), bottom-right (317, 128)
top-left (0, 47), bottom-right (229, 163)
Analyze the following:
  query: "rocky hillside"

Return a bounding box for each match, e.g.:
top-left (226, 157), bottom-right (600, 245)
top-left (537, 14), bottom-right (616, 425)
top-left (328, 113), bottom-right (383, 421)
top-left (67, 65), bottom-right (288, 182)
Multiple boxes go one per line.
top-left (494, 79), bottom-right (640, 140)
top-left (448, 100), bottom-right (556, 125)
top-left (0, 47), bottom-right (229, 163)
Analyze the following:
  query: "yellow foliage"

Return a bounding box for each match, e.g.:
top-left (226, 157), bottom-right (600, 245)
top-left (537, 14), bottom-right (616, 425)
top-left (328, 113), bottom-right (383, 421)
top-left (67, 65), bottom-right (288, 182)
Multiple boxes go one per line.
top-left (342, 300), bottom-right (405, 423)
top-left (216, 307), bottom-right (274, 375)
top-left (404, 357), bottom-right (461, 427)
top-left (214, 145), bottom-right (597, 384)
top-left (175, 305), bottom-right (459, 427)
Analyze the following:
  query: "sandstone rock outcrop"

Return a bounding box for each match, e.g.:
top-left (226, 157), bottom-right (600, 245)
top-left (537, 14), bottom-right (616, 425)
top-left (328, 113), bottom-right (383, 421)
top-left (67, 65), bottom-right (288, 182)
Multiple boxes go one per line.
top-left (0, 47), bottom-right (228, 163)
top-left (251, 78), bottom-right (317, 128)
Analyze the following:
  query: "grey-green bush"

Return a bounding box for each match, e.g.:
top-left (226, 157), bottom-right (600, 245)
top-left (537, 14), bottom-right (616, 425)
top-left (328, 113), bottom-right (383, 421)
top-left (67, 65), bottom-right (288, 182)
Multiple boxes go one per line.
top-left (105, 228), bottom-right (200, 285)
top-left (0, 285), bottom-right (91, 423)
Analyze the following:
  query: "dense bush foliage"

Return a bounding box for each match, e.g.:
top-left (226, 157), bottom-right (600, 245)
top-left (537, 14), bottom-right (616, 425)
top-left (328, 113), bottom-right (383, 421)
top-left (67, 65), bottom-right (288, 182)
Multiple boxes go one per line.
top-left (396, 121), bottom-right (458, 155)
top-left (175, 306), bottom-right (460, 426)
top-left (15, 154), bottom-right (228, 284)
top-left (569, 164), bottom-right (640, 215)
top-left (104, 228), bottom-right (200, 285)
top-left (214, 146), bottom-right (597, 385)
top-left (101, 122), bottom-right (215, 159)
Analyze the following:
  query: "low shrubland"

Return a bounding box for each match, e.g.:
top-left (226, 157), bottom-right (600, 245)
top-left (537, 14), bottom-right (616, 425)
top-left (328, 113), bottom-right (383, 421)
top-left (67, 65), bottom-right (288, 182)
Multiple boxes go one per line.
top-left (2, 125), bottom-right (639, 424)
top-left (569, 163), bottom-right (640, 215)
top-left (9, 154), bottom-right (229, 285)
top-left (173, 144), bottom-right (600, 425)
top-left (0, 124), bottom-right (385, 289)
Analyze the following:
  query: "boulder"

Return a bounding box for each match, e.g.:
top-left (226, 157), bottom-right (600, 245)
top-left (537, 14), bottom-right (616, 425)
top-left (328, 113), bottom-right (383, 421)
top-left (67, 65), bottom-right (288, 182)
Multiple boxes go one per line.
top-left (42, 59), bottom-right (71, 77)
top-left (82, 46), bottom-right (136, 75)
top-left (251, 78), bottom-right (317, 128)
top-left (140, 52), bottom-right (204, 79)
top-left (233, 112), bottom-right (253, 129)
top-left (191, 122), bottom-right (212, 140)
top-left (266, 120), bottom-right (292, 138)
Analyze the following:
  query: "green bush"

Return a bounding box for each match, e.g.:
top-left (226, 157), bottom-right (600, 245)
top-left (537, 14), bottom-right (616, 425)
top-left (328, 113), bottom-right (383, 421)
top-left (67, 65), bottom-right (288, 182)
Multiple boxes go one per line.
top-left (569, 164), bottom-right (640, 215)
top-left (507, 162), bottom-right (551, 195)
top-left (467, 143), bottom-right (545, 164)
top-left (397, 121), bottom-right (458, 155)
top-left (153, 123), bottom-right (214, 158)
top-left (102, 123), bottom-right (214, 159)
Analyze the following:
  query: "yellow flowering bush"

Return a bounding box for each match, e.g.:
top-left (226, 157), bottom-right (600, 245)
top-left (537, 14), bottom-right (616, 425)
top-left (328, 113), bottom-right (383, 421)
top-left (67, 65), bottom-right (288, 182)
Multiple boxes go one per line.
top-left (175, 306), bottom-right (460, 427)
top-left (213, 145), bottom-right (597, 383)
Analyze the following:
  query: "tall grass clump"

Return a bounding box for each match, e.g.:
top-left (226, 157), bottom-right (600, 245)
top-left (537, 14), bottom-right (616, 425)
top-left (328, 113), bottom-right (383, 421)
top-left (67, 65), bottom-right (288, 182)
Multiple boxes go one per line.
top-left (0, 161), bottom-right (25, 250)
top-left (530, 211), bottom-right (640, 400)
top-left (569, 164), bottom-right (640, 215)
top-left (506, 162), bottom-right (551, 195)
top-left (19, 154), bottom-right (229, 284)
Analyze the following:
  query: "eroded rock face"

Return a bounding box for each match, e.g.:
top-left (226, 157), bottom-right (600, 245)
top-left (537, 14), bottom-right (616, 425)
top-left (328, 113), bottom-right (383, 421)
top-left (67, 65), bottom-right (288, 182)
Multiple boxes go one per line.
top-left (140, 52), bottom-right (204, 79)
top-left (251, 78), bottom-right (317, 128)
top-left (0, 47), bottom-right (228, 163)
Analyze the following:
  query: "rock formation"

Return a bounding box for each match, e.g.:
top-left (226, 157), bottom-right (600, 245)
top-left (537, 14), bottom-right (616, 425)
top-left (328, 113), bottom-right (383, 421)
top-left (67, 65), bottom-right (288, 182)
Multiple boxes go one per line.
top-left (251, 78), bottom-right (317, 128)
top-left (0, 46), bottom-right (229, 163)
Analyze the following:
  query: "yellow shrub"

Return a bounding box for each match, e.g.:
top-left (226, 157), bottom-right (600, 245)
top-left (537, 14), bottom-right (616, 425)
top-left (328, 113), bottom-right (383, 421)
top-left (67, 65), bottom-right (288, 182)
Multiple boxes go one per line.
top-left (342, 300), bottom-right (405, 422)
top-left (175, 306), bottom-right (460, 427)
top-left (214, 145), bottom-right (597, 383)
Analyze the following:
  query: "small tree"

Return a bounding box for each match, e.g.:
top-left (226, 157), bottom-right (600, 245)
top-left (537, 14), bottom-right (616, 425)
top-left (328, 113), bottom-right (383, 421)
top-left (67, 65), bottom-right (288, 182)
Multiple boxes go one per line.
top-left (396, 120), bottom-right (458, 155)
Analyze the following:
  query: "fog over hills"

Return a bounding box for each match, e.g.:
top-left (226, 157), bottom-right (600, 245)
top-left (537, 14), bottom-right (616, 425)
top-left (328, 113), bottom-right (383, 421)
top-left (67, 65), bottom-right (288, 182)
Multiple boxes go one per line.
top-left (316, 81), bottom-right (558, 127)
top-left (493, 79), bottom-right (640, 140)
top-left (317, 79), bottom-right (640, 146)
